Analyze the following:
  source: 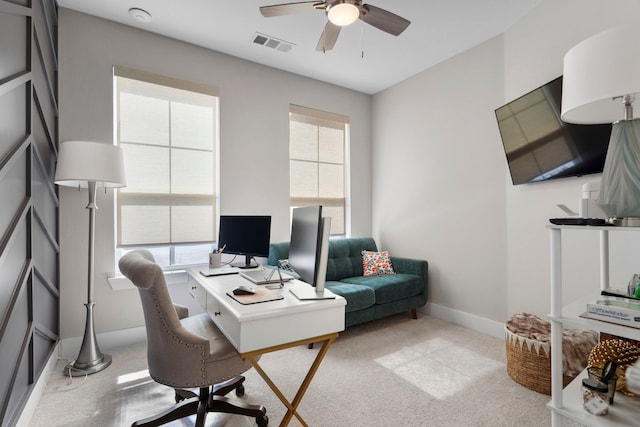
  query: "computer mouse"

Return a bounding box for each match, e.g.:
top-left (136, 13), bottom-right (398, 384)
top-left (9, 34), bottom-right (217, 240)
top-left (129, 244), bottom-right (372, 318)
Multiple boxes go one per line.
top-left (233, 285), bottom-right (256, 295)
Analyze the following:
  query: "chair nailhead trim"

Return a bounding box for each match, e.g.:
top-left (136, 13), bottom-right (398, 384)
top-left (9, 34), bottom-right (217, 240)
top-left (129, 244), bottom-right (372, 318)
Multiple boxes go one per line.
top-left (145, 292), bottom-right (221, 387)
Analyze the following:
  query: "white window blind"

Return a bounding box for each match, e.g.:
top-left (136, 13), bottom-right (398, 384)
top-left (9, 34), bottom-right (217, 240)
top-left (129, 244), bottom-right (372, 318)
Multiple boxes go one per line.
top-left (289, 104), bottom-right (349, 235)
top-left (114, 67), bottom-right (218, 248)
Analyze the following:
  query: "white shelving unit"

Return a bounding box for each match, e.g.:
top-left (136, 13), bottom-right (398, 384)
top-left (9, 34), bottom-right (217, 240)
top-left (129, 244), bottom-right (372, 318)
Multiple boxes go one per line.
top-left (548, 225), bottom-right (640, 426)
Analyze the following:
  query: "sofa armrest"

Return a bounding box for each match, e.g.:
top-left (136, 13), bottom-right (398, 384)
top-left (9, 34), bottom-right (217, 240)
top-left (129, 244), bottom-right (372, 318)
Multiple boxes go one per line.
top-left (392, 256), bottom-right (428, 308)
top-left (391, 257), bottom-right (428, 286)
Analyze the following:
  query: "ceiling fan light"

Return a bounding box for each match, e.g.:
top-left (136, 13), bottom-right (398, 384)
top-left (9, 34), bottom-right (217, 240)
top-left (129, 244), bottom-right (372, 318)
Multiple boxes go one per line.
top-left (328, 3), bottom-right (359, 26)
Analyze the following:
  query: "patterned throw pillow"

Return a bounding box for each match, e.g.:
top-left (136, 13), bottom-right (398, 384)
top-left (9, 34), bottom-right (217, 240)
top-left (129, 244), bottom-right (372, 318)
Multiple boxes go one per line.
top-left (361, 250), bottom-right (395, 276)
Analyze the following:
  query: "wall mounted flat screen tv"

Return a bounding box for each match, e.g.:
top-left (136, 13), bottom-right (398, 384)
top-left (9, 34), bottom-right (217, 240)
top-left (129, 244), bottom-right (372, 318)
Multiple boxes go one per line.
top-left (495, 76), bottom-right (612, 185)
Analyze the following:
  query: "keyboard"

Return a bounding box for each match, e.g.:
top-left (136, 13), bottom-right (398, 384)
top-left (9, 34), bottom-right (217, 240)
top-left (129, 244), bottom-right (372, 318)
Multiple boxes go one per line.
top-left (549, 218), bottom-right (608, 226)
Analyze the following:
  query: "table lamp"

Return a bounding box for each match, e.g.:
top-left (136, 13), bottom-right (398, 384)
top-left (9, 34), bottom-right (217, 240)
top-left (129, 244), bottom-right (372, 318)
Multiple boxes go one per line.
top-left (54, 140), bottom-right (126, 375)
top-left (561, 26), bottom-right (640, 224)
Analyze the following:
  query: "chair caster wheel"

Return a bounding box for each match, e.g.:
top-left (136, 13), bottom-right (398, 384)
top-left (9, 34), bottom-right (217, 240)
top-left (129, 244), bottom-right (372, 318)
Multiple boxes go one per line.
top-left (236, 384), bottom-right (245, 397)
top-left (256, 415), bottom-right (268, 426)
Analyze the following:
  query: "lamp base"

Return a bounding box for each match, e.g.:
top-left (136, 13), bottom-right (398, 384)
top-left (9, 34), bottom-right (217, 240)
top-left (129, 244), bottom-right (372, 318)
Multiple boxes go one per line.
top-left (607, 218), bottom-right (640, 227)
top-left (65, 353), bottom-right (112, 377)
top-left (64, 301), bottom-right (112, 376)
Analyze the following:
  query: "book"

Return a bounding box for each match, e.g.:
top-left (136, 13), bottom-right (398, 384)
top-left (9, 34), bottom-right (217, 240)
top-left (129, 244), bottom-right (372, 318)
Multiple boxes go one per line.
top-left (601, 288), bottom-right (640, 301)
top-left (585, 297), bottom-right (640, 329)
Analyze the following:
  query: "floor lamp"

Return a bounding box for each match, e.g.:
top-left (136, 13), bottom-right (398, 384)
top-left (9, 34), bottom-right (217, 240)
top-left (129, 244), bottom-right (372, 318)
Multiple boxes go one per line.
top-left (54, 140), bottom-right (126, 375)
top-left (561, 25), bottom-right (640, 224)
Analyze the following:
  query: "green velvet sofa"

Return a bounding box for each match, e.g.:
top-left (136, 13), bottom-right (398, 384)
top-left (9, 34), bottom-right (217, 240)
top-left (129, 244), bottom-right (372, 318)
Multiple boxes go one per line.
top-left (268, 237), bottom-right (428, 328)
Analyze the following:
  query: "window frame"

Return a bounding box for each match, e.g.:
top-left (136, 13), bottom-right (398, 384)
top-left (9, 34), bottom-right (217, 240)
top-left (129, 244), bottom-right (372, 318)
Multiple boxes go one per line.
top-left (289, 104), bottom-right (350, 236)
top-left (113, 66), bottom-right (220, 269)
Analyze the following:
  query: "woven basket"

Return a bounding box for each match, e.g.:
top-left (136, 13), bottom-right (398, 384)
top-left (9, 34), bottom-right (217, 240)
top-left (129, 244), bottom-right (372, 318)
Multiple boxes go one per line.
top-left (505, 313), bottom-right (597, 395)
top-left (505, 326), bottom-right (570, 395)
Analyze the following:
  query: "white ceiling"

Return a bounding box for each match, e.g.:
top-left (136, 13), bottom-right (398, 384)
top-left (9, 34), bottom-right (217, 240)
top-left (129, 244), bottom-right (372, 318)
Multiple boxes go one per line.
top-left (56, 0), bottom-right (541, 94)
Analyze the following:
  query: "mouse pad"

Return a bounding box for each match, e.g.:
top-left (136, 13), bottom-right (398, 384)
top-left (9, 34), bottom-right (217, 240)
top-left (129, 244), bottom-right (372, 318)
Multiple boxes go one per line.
top-left (226, 287), bottom-right (284, 305)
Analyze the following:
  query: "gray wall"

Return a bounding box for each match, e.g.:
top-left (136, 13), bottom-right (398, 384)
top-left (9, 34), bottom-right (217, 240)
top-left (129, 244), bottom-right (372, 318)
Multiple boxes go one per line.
top-left (503, 0), bottom-right (640, 318)
top-left (0, 0), bottom-right (59, 425)
top-left (372, 36), bottom-right (507, 323)
top-left (57, 0), bottom-right (640, 346)
top-left (57, 9), bottom-right (373, 340)
top-left (371, 0), bottom-right (640, 329)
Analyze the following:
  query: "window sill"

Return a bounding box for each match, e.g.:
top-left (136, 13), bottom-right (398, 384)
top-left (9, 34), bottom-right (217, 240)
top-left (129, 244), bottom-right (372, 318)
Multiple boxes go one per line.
top-left (107, 269), bottom-right (188, 291)
top-left (107, 275), bottom-right (135, 291)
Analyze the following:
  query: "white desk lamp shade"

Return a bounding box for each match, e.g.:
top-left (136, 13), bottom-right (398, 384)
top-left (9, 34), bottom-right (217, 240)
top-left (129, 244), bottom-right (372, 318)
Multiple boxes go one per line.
top-left (561, 26), bottom-right (640, 219)
top-left (54, 140), bottom-right (126, 187)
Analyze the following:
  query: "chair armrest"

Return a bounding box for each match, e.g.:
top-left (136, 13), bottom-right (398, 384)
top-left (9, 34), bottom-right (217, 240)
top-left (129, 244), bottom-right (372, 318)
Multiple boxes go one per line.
top-left (173, 303), bottom-right (189, 320)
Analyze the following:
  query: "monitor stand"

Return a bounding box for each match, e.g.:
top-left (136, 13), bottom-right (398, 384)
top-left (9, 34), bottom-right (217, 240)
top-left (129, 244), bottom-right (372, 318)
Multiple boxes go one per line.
top-left (232, 255), bottom-right (256, 269)
top-left (289, 283), bottom-right (335, 300)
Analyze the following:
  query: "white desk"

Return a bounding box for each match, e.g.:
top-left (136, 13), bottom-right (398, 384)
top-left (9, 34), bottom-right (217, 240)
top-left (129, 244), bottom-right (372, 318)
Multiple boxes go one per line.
top-left (186, 266), bottom-right (346, 426)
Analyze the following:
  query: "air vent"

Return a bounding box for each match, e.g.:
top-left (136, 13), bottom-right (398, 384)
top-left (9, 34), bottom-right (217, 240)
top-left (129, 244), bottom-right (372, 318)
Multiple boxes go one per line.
top-left (252, 33), bottom-right (294, 53)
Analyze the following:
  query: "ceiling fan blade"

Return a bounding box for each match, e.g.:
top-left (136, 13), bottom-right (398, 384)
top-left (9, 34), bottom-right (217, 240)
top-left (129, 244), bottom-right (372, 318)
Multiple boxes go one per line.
top-left (361, 4), bottom-right (410, 36)
top-left (316, 20), bottom-right (341, 52)
top-left (260, 1), bottom-right (326, 17)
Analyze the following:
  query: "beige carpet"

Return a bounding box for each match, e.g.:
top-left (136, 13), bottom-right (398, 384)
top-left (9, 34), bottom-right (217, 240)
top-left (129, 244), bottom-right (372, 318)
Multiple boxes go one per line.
top-left (29, 314), bottom-right (551, 426)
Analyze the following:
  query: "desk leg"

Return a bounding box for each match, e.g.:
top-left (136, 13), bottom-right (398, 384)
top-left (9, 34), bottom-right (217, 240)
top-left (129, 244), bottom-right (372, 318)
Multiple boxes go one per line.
top-left (243, 334), bottom-right (337, 427)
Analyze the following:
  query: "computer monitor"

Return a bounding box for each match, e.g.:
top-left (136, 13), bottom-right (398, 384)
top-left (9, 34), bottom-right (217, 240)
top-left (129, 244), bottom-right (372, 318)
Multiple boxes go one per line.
top-left (315, 216), bottom-right (331, 293)
top-left (288, 206), bottom-right (333, 300)
top-left (217, 215), bottom-right (271, 268)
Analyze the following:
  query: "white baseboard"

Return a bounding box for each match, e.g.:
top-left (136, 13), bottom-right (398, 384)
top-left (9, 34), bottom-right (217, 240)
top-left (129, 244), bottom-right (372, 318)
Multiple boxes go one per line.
top-left (58, 326), bottom-right (147, 360)
top-left (14, 342), bottom-right (61, 427)
top-left (421, 303), bottom-right (505, 340)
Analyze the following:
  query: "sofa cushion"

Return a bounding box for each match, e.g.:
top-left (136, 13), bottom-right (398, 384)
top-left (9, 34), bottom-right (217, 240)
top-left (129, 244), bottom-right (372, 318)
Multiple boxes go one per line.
top-left (340, 273), bottom-right (423, 305)
top-left (324, 281), bottom-right (376, 313)
top-left (361, 250), bottom-right (395, 276)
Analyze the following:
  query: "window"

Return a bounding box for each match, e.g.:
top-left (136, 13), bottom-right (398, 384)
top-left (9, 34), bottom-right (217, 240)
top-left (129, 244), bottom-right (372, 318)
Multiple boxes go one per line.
top-left (289, 105), bottom-right (349, 235)
top-left (114, 67), bottom-right (218, 268)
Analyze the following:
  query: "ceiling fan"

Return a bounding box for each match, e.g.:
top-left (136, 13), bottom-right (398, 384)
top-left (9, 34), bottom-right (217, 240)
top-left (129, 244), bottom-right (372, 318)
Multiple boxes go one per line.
top-left (259, 0), bottom-right (411, 52)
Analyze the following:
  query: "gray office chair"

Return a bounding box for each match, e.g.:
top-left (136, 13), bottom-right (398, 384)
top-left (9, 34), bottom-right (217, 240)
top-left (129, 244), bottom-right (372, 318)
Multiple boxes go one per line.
top-left (118, 250), bottom-right (268, 427)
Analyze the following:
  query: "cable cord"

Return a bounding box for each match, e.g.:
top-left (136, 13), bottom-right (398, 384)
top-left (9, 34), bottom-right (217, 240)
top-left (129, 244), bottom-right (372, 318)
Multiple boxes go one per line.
top-left (56, 340), bottom-right (89, 391)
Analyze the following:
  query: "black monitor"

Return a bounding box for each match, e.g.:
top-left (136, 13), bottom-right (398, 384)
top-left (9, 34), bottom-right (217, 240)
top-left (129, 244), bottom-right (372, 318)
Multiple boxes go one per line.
top-left (288, 206), bottom-right (331, 299)
top-left (217, 215), bottom-right (271, 268)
